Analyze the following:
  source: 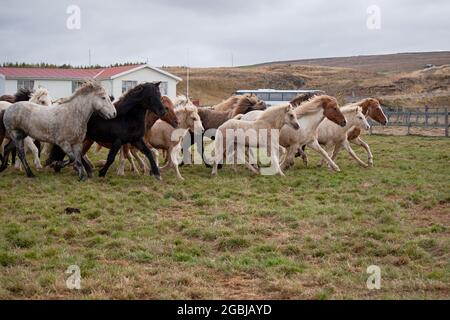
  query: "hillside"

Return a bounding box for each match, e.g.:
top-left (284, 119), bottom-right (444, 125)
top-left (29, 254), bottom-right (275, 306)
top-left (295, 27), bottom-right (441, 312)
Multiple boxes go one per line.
top-left (164, 59), bottom-right (450, 107)
top-left (251, 51), bottom-right (450, 73)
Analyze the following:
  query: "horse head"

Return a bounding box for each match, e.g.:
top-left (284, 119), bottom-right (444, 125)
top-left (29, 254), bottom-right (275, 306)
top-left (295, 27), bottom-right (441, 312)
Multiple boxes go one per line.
top-left (320, 96), bottom-right (346, 127)
top-left (160, 96), bottom-right (179, 128)
top-left (361, 98), bottom-right (387, 125)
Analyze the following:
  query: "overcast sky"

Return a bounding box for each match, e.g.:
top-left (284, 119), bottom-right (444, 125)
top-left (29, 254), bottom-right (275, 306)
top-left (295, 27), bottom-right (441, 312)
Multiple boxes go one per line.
top-left (0, 0), bottom-right (449, 67)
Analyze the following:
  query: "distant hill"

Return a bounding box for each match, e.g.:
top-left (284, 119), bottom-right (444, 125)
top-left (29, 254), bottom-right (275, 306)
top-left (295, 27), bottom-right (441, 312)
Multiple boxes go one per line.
top-left (250, 52), bottom-right (450, 73)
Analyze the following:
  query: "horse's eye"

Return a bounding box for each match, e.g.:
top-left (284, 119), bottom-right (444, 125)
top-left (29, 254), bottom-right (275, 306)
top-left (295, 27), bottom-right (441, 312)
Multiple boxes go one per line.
top-left (102, 97), bottom-right (106, 100)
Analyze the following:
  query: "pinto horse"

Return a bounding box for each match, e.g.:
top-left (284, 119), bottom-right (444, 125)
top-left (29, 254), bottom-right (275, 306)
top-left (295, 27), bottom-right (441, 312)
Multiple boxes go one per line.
top-left (46, 82), bottom-right (167, 179)
top-left (297, 98), bottom-right (387, 167)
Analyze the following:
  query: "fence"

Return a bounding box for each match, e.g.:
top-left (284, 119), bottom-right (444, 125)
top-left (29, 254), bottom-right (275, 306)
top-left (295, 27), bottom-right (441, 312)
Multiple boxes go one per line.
top-left (370, 106), bottom-right (449, 137)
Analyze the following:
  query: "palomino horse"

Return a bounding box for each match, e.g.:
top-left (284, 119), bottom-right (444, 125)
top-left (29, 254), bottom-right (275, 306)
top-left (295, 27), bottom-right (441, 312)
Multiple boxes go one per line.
top-left (148, 96), bottom-right (204, 180)
top-left (182, 100), bottom-right (265, 167)
top-left (212, 93), bottom-right (267, 112)
top-left (316, 105), bottom-right (371, 168)
top-left (0, 81), bottom-right (116, 180)
top-left (46, 82), bottom-right (167, 179)
top-left (212, 104), bottom-right (300, 177)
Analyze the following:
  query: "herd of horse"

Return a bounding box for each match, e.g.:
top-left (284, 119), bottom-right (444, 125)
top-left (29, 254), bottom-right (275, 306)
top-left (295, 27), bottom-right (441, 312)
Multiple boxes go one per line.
top-left (0, 81), bottom-right (388, 181)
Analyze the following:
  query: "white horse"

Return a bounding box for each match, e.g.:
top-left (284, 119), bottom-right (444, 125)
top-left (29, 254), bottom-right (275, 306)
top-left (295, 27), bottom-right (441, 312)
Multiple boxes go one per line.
top-left (147, 96), bottom-right (204, 180)
top-left (317, 105), bottom-right (371, 168)
top-left (0, 88), bottom-right (53, 170)
top-left (0, 81), bottom-right (116, 180)
top-left (212, 103), bottom-right (300, 177)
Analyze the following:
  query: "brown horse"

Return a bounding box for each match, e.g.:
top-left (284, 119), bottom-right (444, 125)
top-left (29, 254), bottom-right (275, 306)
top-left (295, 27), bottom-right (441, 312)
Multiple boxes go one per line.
top-left (212, 93), bottom-right (267, 112)
top-left (0, 88), bottom-right (33, 103)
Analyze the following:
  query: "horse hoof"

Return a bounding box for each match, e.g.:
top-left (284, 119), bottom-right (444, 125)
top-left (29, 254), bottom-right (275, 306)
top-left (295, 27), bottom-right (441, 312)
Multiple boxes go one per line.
top-left (204, 163), bottom-right (212, 168)
top-left (98, 171), bottom-right (106, 177)
top-left (79, 175), bottom-right (87, 182)
top-left (154, 175), bottom-right (162, 181)
top-left (27, 174), bottom-right (36, 178)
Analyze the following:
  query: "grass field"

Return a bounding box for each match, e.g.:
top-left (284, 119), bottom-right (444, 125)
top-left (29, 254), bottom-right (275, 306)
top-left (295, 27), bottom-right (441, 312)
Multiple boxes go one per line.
top-left (0, 135), bottom-right (449, 299)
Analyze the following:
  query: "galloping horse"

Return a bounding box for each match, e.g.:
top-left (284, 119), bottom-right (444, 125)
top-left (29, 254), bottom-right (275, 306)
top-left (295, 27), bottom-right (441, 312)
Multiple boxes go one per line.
top-left (0, 81), bottom-right (116, 180)
top-left (45, 82), bottom-right (167, 179)
top-left (212, 104), bottom-right (300, 177)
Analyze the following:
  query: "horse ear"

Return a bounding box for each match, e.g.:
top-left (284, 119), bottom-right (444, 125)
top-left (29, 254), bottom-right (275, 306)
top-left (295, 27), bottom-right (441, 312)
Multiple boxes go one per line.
top-left (153, 81), bottom-right (161, 87)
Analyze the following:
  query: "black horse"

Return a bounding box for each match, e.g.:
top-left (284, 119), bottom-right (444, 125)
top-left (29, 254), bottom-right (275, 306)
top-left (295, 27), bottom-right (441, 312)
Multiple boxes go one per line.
top-left (46, 82), bottom-right (167, 179)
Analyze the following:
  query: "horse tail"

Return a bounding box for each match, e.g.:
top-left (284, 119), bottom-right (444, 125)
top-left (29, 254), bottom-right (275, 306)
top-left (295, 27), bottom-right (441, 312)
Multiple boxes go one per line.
top-left (44, 144), bottom-right (66, 168)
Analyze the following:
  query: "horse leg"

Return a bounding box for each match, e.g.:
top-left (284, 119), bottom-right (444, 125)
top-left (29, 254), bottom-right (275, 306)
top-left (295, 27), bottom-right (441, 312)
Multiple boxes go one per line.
top-left (350, 137), bottom-right (373, 167)
top-left (132, 139), bottom-right (161, 180)
top-left (13, 132), bottom-right (35, 178)
top-left (170, 144), bottom-right (184, 180)
top-left (25, 137), bottom-right (42, 170)
top-left (70, 144), bottom-right (87, 181)
top-left (342, 140), bottom-right (369, 168)
top-left (99, 140), bottom-right (122, 177)
top-left (116, 147), bottom-right (127, 176)
top-left (0, 140), bottom-right (16, 172)
top-left (180, 133), bottom-right (194, 167)
top-left (308, 139), bottom-right (340, 172)
top-left (296, 145), bottom-right (309, 167)
top-left (131, 148), bottom-right (149, 173)
top-left (126, 148), bottom-right (139, 173)
top-left (81, 155), bottom-right (93, 178)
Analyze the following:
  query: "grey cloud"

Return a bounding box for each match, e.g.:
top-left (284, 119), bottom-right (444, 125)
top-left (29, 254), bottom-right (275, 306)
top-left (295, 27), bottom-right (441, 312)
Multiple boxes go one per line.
top-left (0, 0), bottom-right (449, 67)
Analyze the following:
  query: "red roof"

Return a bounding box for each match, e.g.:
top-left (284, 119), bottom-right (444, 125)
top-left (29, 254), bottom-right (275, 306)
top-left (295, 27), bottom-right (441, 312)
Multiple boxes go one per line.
top-left (0, 65), bottom-right (142, 80)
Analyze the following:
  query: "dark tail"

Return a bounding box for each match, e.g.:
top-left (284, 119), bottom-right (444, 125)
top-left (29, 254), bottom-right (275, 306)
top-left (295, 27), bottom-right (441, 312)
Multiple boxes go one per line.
top-left (44, 144), bottom-right (67, 171)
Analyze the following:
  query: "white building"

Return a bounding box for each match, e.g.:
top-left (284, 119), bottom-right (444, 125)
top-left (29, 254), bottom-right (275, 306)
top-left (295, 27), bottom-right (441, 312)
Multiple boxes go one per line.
top-left (0, 64), bottom-right (182, 100)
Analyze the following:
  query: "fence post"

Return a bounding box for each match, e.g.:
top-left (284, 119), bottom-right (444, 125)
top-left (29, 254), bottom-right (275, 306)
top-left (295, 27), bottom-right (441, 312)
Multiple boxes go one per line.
top-left (407, 111), bottom-right (411, 135)
top-left (425, 105), bottom-right (429, 126)
top-left (445, 107), bottom-right (449, 137)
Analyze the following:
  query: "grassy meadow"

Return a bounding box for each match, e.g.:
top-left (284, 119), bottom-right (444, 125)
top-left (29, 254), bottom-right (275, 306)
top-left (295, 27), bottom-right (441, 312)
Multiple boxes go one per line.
top-left (0, 135), bottom-right (449, 299)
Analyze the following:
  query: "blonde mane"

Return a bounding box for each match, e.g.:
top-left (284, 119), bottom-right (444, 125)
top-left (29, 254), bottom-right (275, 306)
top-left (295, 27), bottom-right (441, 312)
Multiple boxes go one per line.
top-left (30, 87), bottom-right (50, 101)
top-left (256, 103), bottom-right (289, 128)
top-left (295, 95), bottom-right (327, 116)
top-left (340, 104), bottom-right (362, 114)
top-left (173, 95), bottom-right (198, 114)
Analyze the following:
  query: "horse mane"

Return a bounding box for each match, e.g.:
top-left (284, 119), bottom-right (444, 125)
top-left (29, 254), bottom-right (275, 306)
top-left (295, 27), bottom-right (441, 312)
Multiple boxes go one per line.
top-left (114, 82), bottom-right (159, 116)
top-left (290, 92), bottom-right (318, 107)
top-left (294, 95), bottom-right (329, 116)
top-left (173, 95), bottom-right (191, 109)
top-left (340, 103), bottom-right (362, 114)
top-left (256, 103), bottom-right (288, 122)
top-left (30, 87), bottom-right (49, 102)
top-left (14, 88), bottom-right (34, 102)
top-left (57, 80), bottom-right (104, 105)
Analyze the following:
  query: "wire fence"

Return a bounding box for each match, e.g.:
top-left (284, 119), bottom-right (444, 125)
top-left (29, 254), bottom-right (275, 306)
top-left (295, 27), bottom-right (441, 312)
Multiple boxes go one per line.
top-left (370, 106), bottom-right (449, 137)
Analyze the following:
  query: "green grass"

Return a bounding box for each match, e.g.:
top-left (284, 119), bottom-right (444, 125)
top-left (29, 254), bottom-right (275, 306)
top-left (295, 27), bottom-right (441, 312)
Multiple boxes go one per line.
top-left (0, 135), bottom-right (449, 299)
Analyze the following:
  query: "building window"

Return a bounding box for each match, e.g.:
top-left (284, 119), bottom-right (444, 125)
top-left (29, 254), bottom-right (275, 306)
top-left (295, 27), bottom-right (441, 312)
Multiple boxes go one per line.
top-left (17, 80), bottom-right (34, 91)
top-left (72, 80), bottom-right (84, 93)
top-left (159, 81), bottom-right (168, 96)
top-left (122, 80), bottom-right (138, 93)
